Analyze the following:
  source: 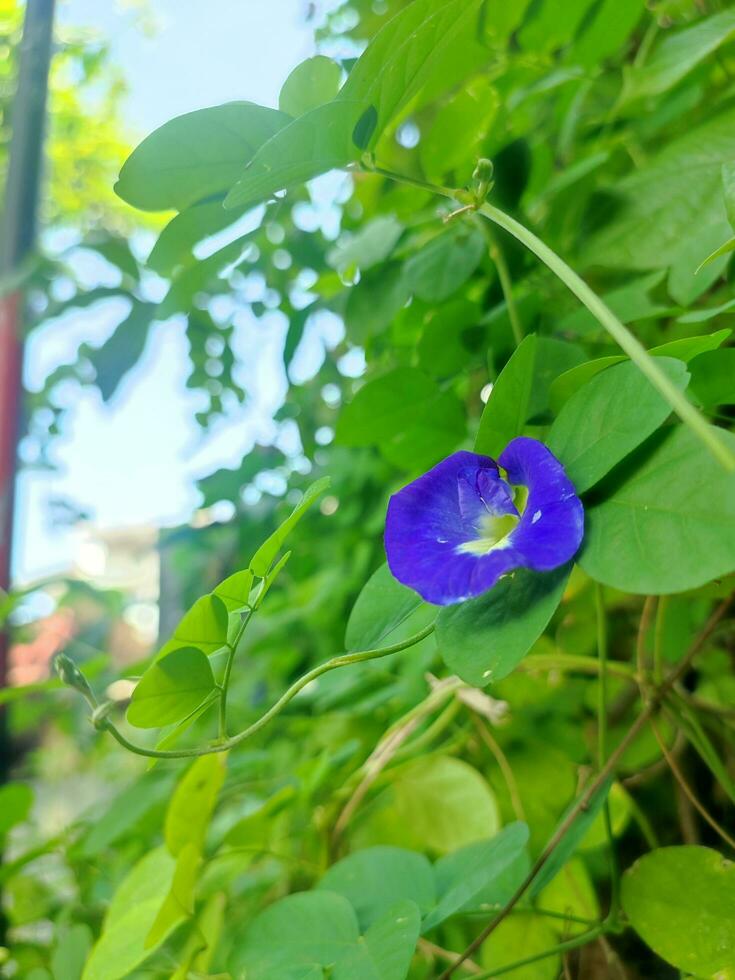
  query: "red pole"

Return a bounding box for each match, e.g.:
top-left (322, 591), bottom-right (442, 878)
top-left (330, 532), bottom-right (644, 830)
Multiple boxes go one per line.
top-left (0, 0), bottom-right (56, 780)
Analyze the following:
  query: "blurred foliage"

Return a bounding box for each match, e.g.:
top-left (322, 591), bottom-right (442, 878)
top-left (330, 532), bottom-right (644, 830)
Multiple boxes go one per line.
top-left (3, 0), bottom-right (735, 978)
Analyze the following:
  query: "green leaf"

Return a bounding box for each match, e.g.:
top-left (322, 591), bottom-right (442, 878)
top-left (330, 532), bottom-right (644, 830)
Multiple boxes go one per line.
top-left (87, 301), bottom-right (155, 402)
top-left (436, 565), bottom-right (571, 687)
top-left (0, 782), bottom-right (33, 837)
top-left (480, 913), bottom-right (560, 980)
top-left (475, 334), bottom-right (537, 458)
top-left (423, 823), bottom-right (530, 932)
top-left (403, 224), bottom-right (485, 304)
top-left (145, 842), bottom-right (201, 949)
top-left (336, 900), bottom-right (421, 980)
top-left (352, 756), bottom-right (500, 856)
top-left (547, 357), bottom-right (690, 494)
top-left (380, 388), bottom-right (466, 472)
top-left (571, 0), bottom-right (644, 67)
top-left (249, 476), bottom-right (330, 577)
top-left (51, 924), bottom-right (93, 980)
top-left (420, 77), bottom-right (499, 178)
top-left (622, 846), bottom-right (735, 978)
top-left (148, 199), bottom-right (247, 277)
top-left (338, 0), bottom-right (485, 150)
top-left (279, 56), bottom-right (342, 117)
top-left (230, 891), bottom-right (360, 978)
top-left (213, 568), bottom-right (255, 612)
top-left (318, 846), bottom-right (436, 929)
top-left (621, 9), bottom-right (735, 104)
top-left (165, 753), bottom-right (227, 857)
top-left (336, 368), bottom-right (438, 447)
top-left (689, 348), bottom-right (735, 408)
top-left (158, 594), bottom-right (229, 659)
top-left (580, 425), bottom-right (735, 594)
top-left (127, 647), bottom-right (216, 729)
top-left (345, 262), bottom-right (411, 344)
top-left (223, 100), bottom-right (368, 211)
top-left (530, 778), bottom-right (612, 896)
top-left (550, 329), bottom-right (730, 411)
top-left (116, 102), bottom-right (291, 211)
top-left (345, 562), bottom-right (429, 652)
top-left (82, 847), bottom-right (176, 980)
top-left (418, 299), bottom-right (483, 378)
top-left (696, 234), bottom-right (735, 273)
top-left (328, 214), bottom-right (403, 272)
top-left (588, 108), bottom-right (735, 271)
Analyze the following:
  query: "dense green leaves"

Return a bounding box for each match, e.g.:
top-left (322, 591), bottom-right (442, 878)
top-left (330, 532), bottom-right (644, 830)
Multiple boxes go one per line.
top-left (436, 566), bottom-right (571, 686)
top-left (548, 357), bottom-right (690, 493)
top-left (127, 647), bottom-right (216, 729)
top-left (403, 224), bottom-right (485, 303)
top-left (345, 562), bottom-right (429, 652)
top-left (581, 425), bottom-right (735, 593)
top-left (622, 846), bottom-right (735, 977)
top-left (115, 102), bottom-right (290, 211)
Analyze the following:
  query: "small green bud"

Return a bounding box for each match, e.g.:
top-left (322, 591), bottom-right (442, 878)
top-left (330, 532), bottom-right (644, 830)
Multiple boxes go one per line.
top-left (54, 653), bottom-right (95, 702)
top-left (472, 158), bottom-right (495, 205)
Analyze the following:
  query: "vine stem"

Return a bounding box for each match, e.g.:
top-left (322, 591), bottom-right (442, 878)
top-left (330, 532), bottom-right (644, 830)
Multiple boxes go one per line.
top-left (595, 583), bottom-right (620, 921)
top-left (470, 924), bottom-right (607, 980)
top-left (438, 595), bottom-right (732, 979)
top-left (100, 623), bottom-right (436, 760)
top-left (369, 165), bottom-right (735, 472)
top-left (218, 607), bottom-right (253, 739)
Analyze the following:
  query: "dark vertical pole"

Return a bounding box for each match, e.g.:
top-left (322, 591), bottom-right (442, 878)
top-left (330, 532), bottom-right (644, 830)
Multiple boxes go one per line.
top-left (0, 0), bottom-right (56, 784)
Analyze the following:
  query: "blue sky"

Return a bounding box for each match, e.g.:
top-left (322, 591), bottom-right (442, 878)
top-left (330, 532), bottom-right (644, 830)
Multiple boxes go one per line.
top-left (16, 1), bottom-right (319, 583)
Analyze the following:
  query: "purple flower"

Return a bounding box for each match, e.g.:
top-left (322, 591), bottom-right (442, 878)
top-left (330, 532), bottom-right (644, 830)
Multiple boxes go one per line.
top-left (384, 437), bottom-right (584, 605)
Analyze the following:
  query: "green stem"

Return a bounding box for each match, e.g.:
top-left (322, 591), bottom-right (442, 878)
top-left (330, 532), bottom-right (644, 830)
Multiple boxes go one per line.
top-left (369, 164), bottom-right (735, 472)
top-left (521, 651), bottom-right (636, 682)
top-left (481, 222), bottom-right (523, 346)
top-left (471, 925), bottom-right (606, 979)
top-left (653, 596), bottom-right (668, 686)
top-left (218, 607), bottom-right (253, 739)
top-left (101, 623), bottom-right (436, 760)
top-left (596, 583), bottom-right (620, 920)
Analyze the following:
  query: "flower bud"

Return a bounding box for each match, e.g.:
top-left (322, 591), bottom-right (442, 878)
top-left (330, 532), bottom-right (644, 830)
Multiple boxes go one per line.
top-left (54, 653), bottom-right (95, 702)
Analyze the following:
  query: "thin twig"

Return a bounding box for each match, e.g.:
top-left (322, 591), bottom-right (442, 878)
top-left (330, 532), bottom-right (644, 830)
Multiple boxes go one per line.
top-left (473, 718), bottom-right (526, 823)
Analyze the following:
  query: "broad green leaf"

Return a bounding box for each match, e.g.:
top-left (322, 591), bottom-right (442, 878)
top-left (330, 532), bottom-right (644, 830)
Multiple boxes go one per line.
top-left (572, 0), bottom-right (643, 67)
top-left (165, 753), bottom-right (227, 857)
top-left (380, 388), bottom-right (466, 472)
top-left (224, 101), bottom-right (368, 211)
top-left (127, 647), bottom-right (216, 729)
top-left (696, 234), bottom-right (735, 273)
top-left (76, 775), bottom-right (173, 857)
top-left (230, 891), bottom-right (360, 978)
top-left (436, 565), bottom-right (572, 687)
top-left (337, 0), bottom-right (485, 151)
top-left (0, 782), bottom-right (33, 837)
top-left (171, 892), bottom-right (225, 980)
top-left (580, 425), bottom-right (735, 594)
top-left (622, 846), bottom-right (735, 978)
top-left (550, 329), bottom-right (730, 410)
top-left (518, 0), bottom-right (596, 51)
top-left (336, 368), bottom-right (438, 447)
top-left (588, 108), bottom-right (735, 271)
top-left (213, 568), bottom-right (255, 612)
top-left (249, 476), bottom-right (330, 576)
top-left (345, 262), bottom-right (411, 344)
top-left (547, 357), bottom-right (690, 494)
top-left (328, 214), bottom-right (403, 272)
top-left (418, 299), bottom-right (483, 378)
top-left (318, 846), bottom-right (436, 928)
top-left (345, 562), bottom-right (429, 652)
top-left (51, 924), bottom-right (93, 980)
top-left (480, 913), bottom-right (559, 980)
top-left (475, 334), bottom-right (537, 458)
top-left (677, 297), bottom-right (735, 323)
top-left (82, 847), bottom-right (176, 980)
top-left (529, 778), bottom-right (612, 896)
top-left (689, 348), bottom-right (735, 408)
top-left (403, 224), bottom-right (485, 304)
top-left (423, 823), bottom-right (529, 932)
top-left (621, 9), bottom-right (735, 104)
top-left (157, 593), bottom-right (229, 659)
top-left (335, 900), bottom-right (421, 980)
top-left (420, 77), bottom-right (499, 178)
top-left (279, 56), bottom-right (342, 117)
top-left (148, 199), bottom-right (247, 276)
top-left (352, 756), bottom-right (499, 856)
top-left (87, 301), bottom-right (155, 402)
top-left (116, 102), bottom-right (291, 211)
top-left (145, 842), bottom-right (201, 949)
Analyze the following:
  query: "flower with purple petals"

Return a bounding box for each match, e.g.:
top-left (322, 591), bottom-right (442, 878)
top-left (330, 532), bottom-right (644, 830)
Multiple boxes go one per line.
top-left (384, 437), bottom-right (584, 606)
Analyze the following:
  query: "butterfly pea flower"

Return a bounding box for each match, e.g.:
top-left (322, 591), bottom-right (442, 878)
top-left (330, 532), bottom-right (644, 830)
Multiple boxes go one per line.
top-left (384, 437), bottom-right (584, 606)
